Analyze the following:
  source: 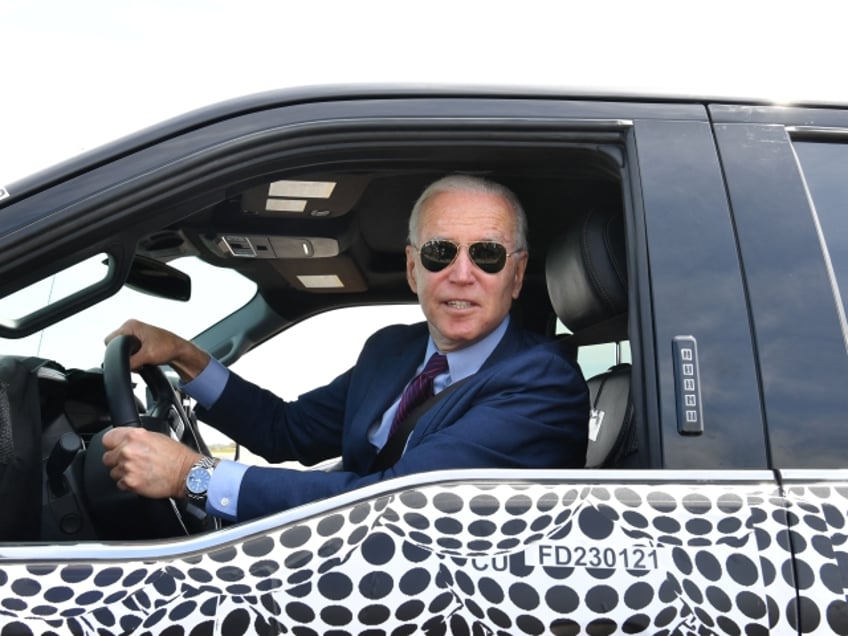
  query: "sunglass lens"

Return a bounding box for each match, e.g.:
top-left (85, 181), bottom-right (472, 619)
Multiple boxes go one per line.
top-left (419, 241), bottom-right (458, 272)
top-left (469, 242), bottom-right (507, 273)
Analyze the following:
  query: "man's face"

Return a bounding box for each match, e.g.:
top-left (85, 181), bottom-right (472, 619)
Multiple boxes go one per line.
top-left (406, 189), bottom-right (528, 352)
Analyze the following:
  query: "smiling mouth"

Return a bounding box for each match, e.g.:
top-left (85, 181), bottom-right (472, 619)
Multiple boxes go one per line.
top-left (445, 300), bottom-right (475, 309)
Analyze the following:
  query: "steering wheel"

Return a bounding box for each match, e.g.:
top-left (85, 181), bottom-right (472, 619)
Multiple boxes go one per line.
top-left (83, 334), bottom-right (217, 538)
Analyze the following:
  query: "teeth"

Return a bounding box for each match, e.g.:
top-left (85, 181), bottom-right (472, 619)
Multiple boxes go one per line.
top-left (447, 301), bottom-right (472, 309)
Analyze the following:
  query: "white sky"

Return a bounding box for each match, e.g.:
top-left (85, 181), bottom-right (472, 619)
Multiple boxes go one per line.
top-left (2, 0), bottom-right (847, 186)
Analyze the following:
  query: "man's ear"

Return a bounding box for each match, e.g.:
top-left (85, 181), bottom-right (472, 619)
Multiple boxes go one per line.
top-left (405, 245), bottom-right (418, 293)
top-left (511, 252), bottom-right (529, 300)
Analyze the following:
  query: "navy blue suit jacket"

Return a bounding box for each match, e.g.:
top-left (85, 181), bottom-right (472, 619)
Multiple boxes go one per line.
top-left (198, 320), bottom-right (589, 521)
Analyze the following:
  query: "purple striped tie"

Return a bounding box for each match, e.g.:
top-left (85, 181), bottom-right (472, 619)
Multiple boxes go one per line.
top-left (389, 352), bottom-right (448, 437)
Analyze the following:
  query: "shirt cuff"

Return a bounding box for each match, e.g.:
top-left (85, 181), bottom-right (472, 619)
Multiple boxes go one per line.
top-left (180, 357), bottom-right (229, 409)
top-left (206, 459), bottom-right (248, 521)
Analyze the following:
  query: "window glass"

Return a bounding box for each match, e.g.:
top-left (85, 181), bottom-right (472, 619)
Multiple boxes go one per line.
top-left (0, 257), bottom-right (256, 371)
top-left (793, 141), bottom-right (848, 335)
top-left (0, 253), bottom-right (110, 321)
top-left (224, 304), bottom-right (425, 466)
top-left (578, 341), bottom-right (632, 379)
top-left (231, 305), bottom-right (425, 399)
top-left (554, 318), bottom-right (631, 378)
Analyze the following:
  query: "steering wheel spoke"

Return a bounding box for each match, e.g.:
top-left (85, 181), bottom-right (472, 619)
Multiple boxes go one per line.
top-left (83, 335), bottom-right (216, 538)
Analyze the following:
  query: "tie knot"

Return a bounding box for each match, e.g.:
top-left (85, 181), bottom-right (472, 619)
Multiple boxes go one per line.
top-left (389, 351), bottom-right (449, 437)
top-left (421, 352), bottom-right (448, 378)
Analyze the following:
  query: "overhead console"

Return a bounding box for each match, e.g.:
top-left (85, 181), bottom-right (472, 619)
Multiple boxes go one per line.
top-left (213, 234), bottom-right (340, 259)
top-left (240, 175), bottom-right (369, 219)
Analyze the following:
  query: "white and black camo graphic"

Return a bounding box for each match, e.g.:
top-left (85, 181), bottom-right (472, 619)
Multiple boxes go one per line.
top-left (0, 472), bottom-right (845, 635)
top-left (779, 476), bottom-right (848, 635)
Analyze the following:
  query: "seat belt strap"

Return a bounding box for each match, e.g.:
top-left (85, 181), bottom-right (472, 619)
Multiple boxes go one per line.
top-left (370, 377), bottom-right (470, 472)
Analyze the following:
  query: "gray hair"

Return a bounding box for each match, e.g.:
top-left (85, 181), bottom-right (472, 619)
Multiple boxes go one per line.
top-left (408, 175), bottom-right (528, 252)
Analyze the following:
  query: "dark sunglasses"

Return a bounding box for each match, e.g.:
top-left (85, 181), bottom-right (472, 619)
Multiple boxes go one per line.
top-left (416, 240), bottom-right (522, 274)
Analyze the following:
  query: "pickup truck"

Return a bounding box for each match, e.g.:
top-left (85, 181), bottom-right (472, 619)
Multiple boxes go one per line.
top-left (0, 87), bottom-right (846, 635)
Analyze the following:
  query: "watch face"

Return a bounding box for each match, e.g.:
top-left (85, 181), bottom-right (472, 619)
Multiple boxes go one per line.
top-left (187, 466), bottom-right (212, 495)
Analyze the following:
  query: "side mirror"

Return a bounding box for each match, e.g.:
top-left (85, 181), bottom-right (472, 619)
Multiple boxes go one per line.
top-left (125, 256), bottom-right (191, 301)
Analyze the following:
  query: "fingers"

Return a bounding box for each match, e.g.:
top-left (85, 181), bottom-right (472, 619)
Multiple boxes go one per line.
top-left (102, 427), bottom-right (201, 499)
top-left (104, 318), bottom-right (145, 346)
top-left (104, 319), bottom-right (176, 369)
top-left (104, 319), bottom-right (209, 380)
top-left (104, 319), bottom-right (151, 371)
top-left (102, 427), bottom-right (138, 489)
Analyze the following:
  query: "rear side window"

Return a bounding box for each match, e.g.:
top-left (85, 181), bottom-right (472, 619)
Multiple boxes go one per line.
top-left (555, 319), bottom-right (631, 378)
top-left (793, 141), bottom-right (848, 347)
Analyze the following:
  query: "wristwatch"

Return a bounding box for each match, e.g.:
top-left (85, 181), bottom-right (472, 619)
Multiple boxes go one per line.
top-left (184, 456), bottom-right (220, 504)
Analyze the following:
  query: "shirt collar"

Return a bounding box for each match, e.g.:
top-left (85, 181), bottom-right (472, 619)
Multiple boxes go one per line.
top-left (425, 315), bottom-right (510, 383)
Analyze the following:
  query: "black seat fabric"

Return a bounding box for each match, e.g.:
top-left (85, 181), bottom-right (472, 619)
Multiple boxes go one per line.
top-left (0, 357), bottom-right (43, 540)
top-left (545, 207), bottom-right (634, 468)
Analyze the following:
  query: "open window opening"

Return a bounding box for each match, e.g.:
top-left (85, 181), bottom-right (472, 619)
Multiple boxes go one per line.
top-left (0, 126), bottom-right (643, 546)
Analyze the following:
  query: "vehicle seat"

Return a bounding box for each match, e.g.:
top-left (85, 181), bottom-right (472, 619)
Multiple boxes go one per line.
top-left (545, 206), bottom-right (634, 468)
top-left (0, 357), bottom-right (44, 540)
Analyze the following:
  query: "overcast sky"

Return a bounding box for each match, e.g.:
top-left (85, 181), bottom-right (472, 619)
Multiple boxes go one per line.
top-left (2, 0), bottom-right (846, 186)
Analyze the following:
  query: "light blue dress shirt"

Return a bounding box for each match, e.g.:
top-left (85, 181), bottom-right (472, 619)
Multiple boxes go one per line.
top-left (181, 316), bottom-right (510, 520)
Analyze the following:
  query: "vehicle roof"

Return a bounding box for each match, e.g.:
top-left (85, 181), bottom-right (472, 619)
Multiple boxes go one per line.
top-left (4, 83), bottom-right (845, 202)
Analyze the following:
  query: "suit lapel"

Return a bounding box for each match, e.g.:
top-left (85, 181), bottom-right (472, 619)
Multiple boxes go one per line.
top-left (359, 342), bottom-right (426, 427)
top-left (345, 325), bottom-right (429, 472)
top-left (479, 318), bottom-right (528, 369)
top-left (372, 319), bottom-right (526, 429)
top-left (348, 319), bottom-right (533, 471)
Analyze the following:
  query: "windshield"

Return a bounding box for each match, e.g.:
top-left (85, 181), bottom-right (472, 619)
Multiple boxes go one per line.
top-left (0, 257), bottom-right (257, 370)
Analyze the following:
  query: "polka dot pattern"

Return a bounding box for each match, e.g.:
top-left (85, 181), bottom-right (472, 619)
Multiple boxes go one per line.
top-left (780, 482), bottom-right (848, 635)
top-left (0, 475), bottom-right (843, 634)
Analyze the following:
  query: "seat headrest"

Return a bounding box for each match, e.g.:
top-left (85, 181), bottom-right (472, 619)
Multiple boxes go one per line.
top-left (545, 207), bottom-right (627, 342)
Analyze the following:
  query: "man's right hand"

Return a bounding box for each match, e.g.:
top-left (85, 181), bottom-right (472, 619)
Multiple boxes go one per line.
top-left (105, 319), bottom-right (211, 382)
top-left (102, 426), bottom-right (201, 500)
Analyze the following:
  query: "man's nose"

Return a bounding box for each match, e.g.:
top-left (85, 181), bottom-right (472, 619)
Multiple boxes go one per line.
top-left (448, 246), bottom-right (476, 281)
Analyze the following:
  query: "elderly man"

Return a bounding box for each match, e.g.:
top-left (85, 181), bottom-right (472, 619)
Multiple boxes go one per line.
top-left (102, 175), bottom-right (589, 522)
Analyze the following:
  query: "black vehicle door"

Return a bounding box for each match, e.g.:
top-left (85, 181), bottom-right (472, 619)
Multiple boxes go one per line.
top-left (714, 102), bottom-right (848, 635)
